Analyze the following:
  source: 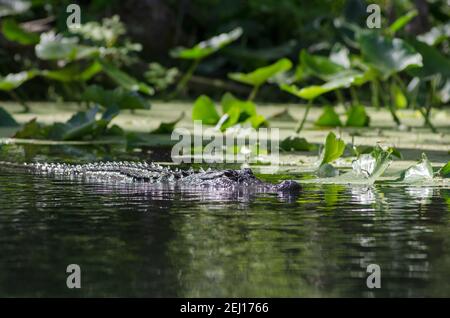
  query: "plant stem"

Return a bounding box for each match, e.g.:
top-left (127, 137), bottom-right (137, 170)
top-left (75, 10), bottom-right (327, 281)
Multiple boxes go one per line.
top-left (381, 82), bottom-right (401, 126)
top-left (370, 80), bottom-right (380, 109)
top-left (248, 85), bottom-right (260, 101)
top-left (335, 90), bottom-right (346, 109)
top-left (295, 99), bottom-right (313, 134)
top-left (172, 58), bottom-right (200, 98)
top-left (9, 90), bottom-right (30, 113)
top-left (349, 87), bottom-right (360, 105)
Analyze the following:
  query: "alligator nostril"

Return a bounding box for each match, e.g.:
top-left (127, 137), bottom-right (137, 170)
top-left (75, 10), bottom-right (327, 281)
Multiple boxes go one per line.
top-left (277, 180), bottom-right (301, 192)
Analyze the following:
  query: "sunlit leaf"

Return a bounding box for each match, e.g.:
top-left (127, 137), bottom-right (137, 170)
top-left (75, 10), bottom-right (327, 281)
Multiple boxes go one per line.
top-left (440, 161), bottom-right (450, 178)
top-left (345, 105), bottom-right (370, 127)
top-left (390, 83), bottom-right (408, 109)
top-left (2, 19), bottom-right (39, 45)
top-left (192, 95), bottom-right (220, 125)
top-left (388, 10), bottom-right (418, 34)
top-left (170, 27), bottom-right (242, 60)
top-left (417, 23), bottom-right (450, 46)
top-left (399, 153), bottom-right (434, 183)
top-left (319, 132), bottom-right (345, 166)
top-left (0, 70), bottom-right (36, 91)
top-left (228, 58), bottom-right (292, 87)
top-left (315, 106), bottom-right (342, 127)
top-left (281, 73), bottom-right (355, 100)
top-left (36, 32), bottom-right (99, 61)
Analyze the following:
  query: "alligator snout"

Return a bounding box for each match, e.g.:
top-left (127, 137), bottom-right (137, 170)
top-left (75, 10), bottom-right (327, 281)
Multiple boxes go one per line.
top-left (276, 180), bottom-right (301, 192)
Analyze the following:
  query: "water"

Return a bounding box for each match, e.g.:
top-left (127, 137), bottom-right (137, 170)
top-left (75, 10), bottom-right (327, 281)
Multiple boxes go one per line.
top-left (0, 145), bottom-right (449, 297)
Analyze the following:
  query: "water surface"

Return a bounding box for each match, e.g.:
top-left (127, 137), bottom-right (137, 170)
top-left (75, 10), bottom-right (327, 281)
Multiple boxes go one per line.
top-left (0, 145), bottom-right (449, 297)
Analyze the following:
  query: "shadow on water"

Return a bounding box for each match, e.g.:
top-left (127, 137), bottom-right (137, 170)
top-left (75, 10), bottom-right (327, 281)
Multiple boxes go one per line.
top-left (0, 144), bottom-right (449, 297)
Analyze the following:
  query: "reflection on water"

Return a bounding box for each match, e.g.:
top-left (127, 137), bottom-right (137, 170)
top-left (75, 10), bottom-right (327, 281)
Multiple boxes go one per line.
top-left (0, 168), bottom-right (449, 297)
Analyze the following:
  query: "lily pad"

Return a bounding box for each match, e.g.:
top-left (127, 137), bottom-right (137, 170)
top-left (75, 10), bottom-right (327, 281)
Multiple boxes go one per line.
top-left (358, 31), bottom-right (423, 79)
top-left (192, 95), bottom-right (220, 125)
top-left (315, 106), bottom-right (342, 127)
top-left (399, 153), bottom-right (433, 183)
top-left (229, 58), bottom-right (292, 87)
top-left (300, 50), bottom-right (345, 81)
top-left (170, 27), bottom-right (242, 60)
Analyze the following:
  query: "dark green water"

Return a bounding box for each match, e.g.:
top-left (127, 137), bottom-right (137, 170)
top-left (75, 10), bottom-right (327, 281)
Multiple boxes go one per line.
top-left (0, 145), bottom-right (449, 297)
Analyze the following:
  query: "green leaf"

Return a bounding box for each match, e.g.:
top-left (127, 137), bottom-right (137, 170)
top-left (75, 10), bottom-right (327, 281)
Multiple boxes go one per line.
top-left (0, 70), bottom-right (36, 91)
top-left (170, 27), bottom-right (242, 60)
top-left (407, 39), bottom-right (450, 78)
top-left (300, 50), bottom-right (345, 81)
top-left (417, 23), bottom-right (450, 46)
top-left (399, 153), bottom-right (433, 183)
top-left (351, 146), bottom-right (393, 180)
top-left (228, 58), bottom-right (292, 87)
top-left (0, 106), bottom-right (19, 127)
top-left (439, 161), bottom-right (450, 178)
top-left (390, 83), bottom-right (407, 109)
top-left (304, 146), bottom-right (393, 185)
top-left (36, 32), bottom-right (99, 61)
top-left (49, 106), bottom-right (117, 141)
top-left (345, 105), bottom-right (370, 127)
top-left (150, 112), bottom-right (185, 134)
top-left (358, 31), bottom-right (423, 79)
top-left (280, 135), bottom-right (315, 152)
top-left (13, 118), bottom-right (48, 139)
top-left (219, 93), bottom-right (262, 129)
top-left (315, 106), bottom-right (342, 127)
top-left (192, 95), bottom-right (220, 125)
top-left (245, 114), bottom-right (267, 129)
top-left (388, 10), bottom-right (418, 34)
top-left (319, 132), bottom-right (345, 166)
top-left (100, 61), bottom-right (154, 95)
top-left (280, 74), bottom-right (355, 100)
top-left (81, 85), bottom-right (150, 110)
top-left (2, 19), bottom-right (39, 45)
top-left (41, 61), bottom-right (102, 82)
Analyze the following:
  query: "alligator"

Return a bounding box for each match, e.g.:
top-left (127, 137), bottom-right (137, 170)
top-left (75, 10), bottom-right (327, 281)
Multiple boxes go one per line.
top-left (0, 161), bottom-right (301, 195)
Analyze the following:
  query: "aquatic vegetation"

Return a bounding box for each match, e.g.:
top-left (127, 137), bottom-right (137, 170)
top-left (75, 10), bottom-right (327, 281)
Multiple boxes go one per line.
top-left (228, 58), bottom-right (292, 100)
top-left (192, 93), bottom-right (266, 130)
top-left (170, 27), bottom-right (243, 97)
